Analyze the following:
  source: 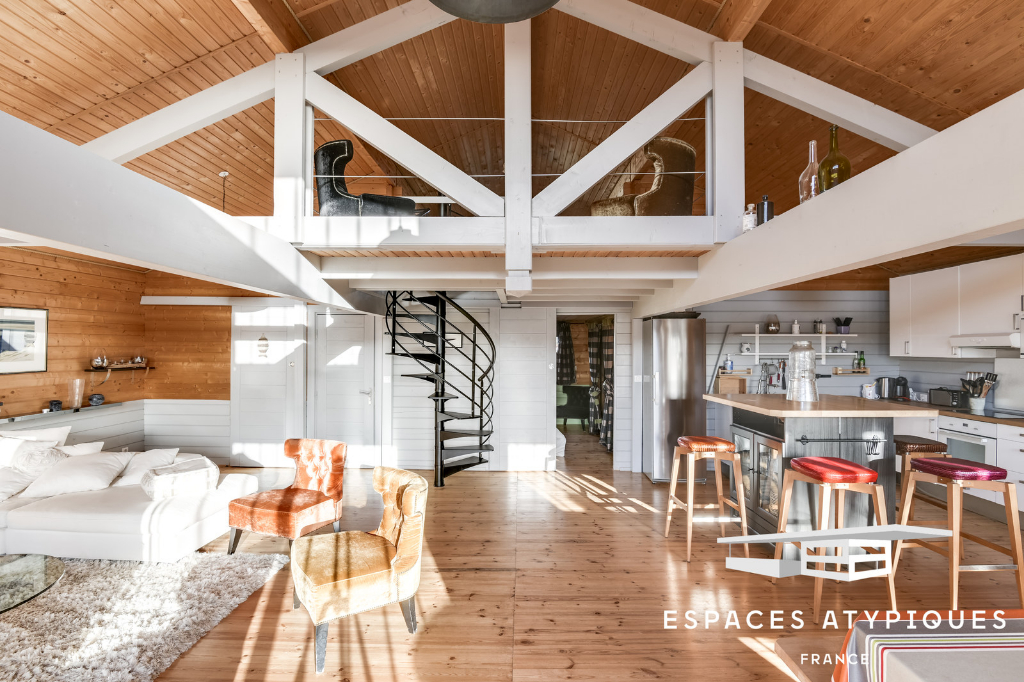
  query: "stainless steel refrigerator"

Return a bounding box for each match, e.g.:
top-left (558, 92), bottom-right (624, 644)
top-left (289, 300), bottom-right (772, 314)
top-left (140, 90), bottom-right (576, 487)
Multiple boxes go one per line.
top-left (642, 316), bottom-right (706, 482)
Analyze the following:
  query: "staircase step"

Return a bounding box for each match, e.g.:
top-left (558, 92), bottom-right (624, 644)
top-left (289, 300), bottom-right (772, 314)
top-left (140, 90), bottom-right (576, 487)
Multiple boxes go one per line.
top-left (394, 313), bottom-right (438, 324)
top-left (406, 295), bottom-right (441, 307)
top-left (394, 331), bottom-right (440, 342)
top-left (440, 429), bottom-right (493, 440)
top-left (443, 457), bottom-right (488, 474)
top-left (428, 393), bottom-right (459, 401)
top-left (388, 352), bottom-right (440, 363)
top-left (401, 373), bottom-right (442, 382)
top-left (441, 445), bottom-right (494, 459)
top-left (439, 411), bottom-right (477, 421)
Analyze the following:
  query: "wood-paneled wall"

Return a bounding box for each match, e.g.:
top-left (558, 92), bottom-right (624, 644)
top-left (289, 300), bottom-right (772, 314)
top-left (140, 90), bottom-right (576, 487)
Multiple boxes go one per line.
top-left (1, 249), bottom-right (267, 418)
top-left (0, 248), bottom-right (147, 419)
top-left (569, 322), bottom-right (590, 384)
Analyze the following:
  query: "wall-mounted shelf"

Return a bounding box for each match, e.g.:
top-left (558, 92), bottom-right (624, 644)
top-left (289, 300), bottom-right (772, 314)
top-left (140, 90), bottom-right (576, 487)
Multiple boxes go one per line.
top-left (86, 366), bottom-right (154, 387)
top-left (743, 325), bottom-right (857, 366)
top-left (0, 401), bottom-right (123, 425)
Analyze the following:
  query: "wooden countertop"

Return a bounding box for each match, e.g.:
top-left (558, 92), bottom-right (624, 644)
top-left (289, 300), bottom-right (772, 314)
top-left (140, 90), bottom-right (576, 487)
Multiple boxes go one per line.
top-left (704, 393), bottom-right (941, 418)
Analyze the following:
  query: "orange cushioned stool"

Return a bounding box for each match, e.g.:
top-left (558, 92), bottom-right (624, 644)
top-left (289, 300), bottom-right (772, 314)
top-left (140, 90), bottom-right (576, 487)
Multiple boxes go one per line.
top-left (774, 456), bottom-right (892, 623)
top-left (664, 436), bottom-right (749, 563)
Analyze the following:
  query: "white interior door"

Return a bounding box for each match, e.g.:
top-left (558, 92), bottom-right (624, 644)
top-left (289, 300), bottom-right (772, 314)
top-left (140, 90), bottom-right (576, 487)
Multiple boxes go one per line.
top-left (314, 312), bottom-right (378, 468)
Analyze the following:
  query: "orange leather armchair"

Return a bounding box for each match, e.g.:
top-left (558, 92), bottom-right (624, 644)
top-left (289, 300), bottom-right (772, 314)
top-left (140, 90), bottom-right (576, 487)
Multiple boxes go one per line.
top-left (226, 439), bottom-right (347, 554)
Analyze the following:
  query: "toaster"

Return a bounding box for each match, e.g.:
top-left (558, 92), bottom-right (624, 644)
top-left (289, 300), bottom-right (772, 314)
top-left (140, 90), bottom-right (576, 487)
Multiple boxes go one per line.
top-left (929, 387), bottom-right (969, 407)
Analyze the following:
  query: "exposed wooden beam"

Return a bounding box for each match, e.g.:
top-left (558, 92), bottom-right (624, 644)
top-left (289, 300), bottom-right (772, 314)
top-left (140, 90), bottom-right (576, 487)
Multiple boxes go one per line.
top-left (319, 257), bottom-right (697, 280)
top-left (633, 86), bottom-right (1024, 316)
top-left (532, 63), bottom-right (713, 217)
top-left (229, 0), bottom-right (309, 53)
top-left (712, 43), bottom-right (745, 242)
top-left (504, 20), bottom-right (533, 280)
top-left (305, 74), bottom-right (504, 217)
top-left (710, 0), bottom-right (774, 42)
top-left (0, 110), bottom-right (380, 314)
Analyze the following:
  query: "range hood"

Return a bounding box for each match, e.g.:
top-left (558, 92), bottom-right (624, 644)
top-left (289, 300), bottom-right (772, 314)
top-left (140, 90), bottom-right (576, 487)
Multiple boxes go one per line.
top-left (950, 332), bottom-right (1021, 357)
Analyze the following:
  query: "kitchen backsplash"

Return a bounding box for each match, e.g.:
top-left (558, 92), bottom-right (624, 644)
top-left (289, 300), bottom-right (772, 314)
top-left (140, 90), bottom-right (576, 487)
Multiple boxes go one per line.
top-left (898, 357), bottom-right (998, 407)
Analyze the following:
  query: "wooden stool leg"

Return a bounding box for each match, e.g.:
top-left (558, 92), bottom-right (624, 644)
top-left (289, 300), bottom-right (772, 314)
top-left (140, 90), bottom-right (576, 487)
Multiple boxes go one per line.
top-left (893, 472), bottom-right (918, 573)
top-left (813, 483), bottom-right (833, 624)
top-left (899, 453), bottom-right (910, 512)
top-left (907, 455), bottom-right (918, 522)
top-left (948, 481), bottom-right (962, 610)
top-left (870, 484), bottom-right (897, 612)
top-left (713, 454), bottom-right (727, 539)
top-left (834, 488), bottom-right (847, 568)
top-left (1003, 482), bottom-right (1024, 608)
top-left (732, 452), bottom-right (750, 559)
top-left (686, 452), bottom-right (696, 563)
top-left (664, 447), bottom-right (683, 538)
top-left (772, 470), bottom-right (795, 585)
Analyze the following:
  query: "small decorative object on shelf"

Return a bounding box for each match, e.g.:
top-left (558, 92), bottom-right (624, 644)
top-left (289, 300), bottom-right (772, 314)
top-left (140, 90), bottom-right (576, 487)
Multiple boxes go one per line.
top-left (740, 342), bottom-right (753, 354)
top-left (786, 341), bottom-right (819, 402)
top-left (798, 140), bottom-right (821, 203)
top-left (833, 317), bottom-right (852, 334)
top-left (791, 320), bottom-right (801, 334)
top-left (49, 400), bottom-right (62, 412)
top-left (765, 315), bottom-right (781, 334)
top-left (88, 393), bottom-right (105, 406)
top-left (857, 351), bottom-right (866, 369)
top-left (742, 203), bottom-right (757, 232)
top-left (67, 378), bottom-right (84, 409)
top-left (724, 354), bottom-right (734, 372)
top-left (818, 125), bottom-right (851, 191)
top-left (814, 319), bottom-right (826, 334)
top-left (756, 195), bottom-right (774, 225)
top-left (90, 348), bottom-right (108, 368)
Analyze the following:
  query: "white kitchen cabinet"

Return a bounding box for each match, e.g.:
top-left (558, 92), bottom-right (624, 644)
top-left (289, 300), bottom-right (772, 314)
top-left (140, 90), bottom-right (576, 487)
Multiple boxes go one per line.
top-left (909, 267), bottom-right (960, 358)
top-left (959, 254), bottom-right (1023, 335)
top-left (890, 275), bottom-right (912, 357)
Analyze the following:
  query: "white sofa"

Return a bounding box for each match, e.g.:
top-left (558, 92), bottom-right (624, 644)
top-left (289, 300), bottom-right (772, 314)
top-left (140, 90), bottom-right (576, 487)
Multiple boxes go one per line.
top-left (0, 454), bottom-right (257, 563)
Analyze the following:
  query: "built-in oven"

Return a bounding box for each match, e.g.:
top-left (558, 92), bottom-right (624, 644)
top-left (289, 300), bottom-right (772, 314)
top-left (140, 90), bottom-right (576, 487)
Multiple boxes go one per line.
top-left (936, 416), bottom-right (999, 503)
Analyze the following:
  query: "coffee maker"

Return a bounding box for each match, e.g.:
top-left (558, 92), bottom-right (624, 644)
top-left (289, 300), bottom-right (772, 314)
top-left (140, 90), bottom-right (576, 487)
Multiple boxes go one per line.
top-left (875, 376), bottom-right (909, 400)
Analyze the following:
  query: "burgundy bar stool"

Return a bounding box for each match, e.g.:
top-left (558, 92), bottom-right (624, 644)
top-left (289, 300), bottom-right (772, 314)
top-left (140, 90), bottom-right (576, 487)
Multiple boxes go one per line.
top-left (774, 456), bottom-right (893, 623)
top-left (893, 457), bottom-right (1024, 609)
top-left (893, 435), bottom-right (948, 518)
top-left (664, 436), bottom-right (750, 563)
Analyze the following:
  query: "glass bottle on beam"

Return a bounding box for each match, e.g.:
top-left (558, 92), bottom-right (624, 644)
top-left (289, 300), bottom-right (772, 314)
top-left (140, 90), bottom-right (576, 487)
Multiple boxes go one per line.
top-left (818, 125), bottom-right (852, 191)
top-left (798, 140), bottom-right (820, 203)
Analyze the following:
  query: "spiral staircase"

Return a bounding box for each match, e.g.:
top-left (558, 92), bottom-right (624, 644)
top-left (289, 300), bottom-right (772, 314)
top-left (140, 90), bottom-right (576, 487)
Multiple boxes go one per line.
top-left (385, 291), bottom-right (495, 487)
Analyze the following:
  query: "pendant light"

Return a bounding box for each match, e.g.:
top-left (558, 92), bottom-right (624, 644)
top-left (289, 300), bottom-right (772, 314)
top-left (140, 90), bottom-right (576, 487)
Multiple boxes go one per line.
top-left (428, 0), bottom-right (558, 23)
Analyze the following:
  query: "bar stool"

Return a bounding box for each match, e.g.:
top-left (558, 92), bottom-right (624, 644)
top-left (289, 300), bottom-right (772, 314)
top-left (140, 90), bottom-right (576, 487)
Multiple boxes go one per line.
top-left (894, 435), bottom-right (948, 518)
top-left (893, 457), bottom-right (1024, 609)
top-left (664, 436), bottom-right (750, 563)
top-left (774, 456), bottom-right (892, 623)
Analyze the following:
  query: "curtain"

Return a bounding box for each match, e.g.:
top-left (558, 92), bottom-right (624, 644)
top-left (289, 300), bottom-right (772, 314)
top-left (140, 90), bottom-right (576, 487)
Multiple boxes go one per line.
top-left (598, 326), bottom-right (615, 450)
top-left (555, 321), bottom-right (577, 385)
top-left (587, 326), bottom-right (602, 435)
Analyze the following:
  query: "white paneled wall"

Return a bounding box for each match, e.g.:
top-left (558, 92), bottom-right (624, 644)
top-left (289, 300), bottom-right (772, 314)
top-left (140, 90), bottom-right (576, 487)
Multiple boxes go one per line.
top-left (144, 399), bottom-right (230, 463)
top-left (695, 290), bottom-right (898, 435)
top-left (498, 306), bottom-right (556, 471)
top-left (613, 312), bottom-right (633, 471)
top-left (0, 401), bottom-right (145, 451)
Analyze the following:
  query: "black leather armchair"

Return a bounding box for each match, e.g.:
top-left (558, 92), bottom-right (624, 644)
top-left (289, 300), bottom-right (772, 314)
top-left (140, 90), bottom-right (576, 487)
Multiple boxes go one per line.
top-left (556, 384), bottom-right (591, 429)
top-left (314, 140), bottom-right (417, 217)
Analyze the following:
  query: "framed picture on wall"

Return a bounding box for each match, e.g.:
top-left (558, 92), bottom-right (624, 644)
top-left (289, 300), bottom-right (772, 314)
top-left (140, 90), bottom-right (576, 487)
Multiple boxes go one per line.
top-left (0, 307), bottom-right (48, 374)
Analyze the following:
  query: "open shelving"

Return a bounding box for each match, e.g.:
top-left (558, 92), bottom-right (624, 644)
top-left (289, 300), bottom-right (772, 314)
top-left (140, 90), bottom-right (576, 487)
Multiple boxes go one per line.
top-left (740, 326), bottom-right (858, 366)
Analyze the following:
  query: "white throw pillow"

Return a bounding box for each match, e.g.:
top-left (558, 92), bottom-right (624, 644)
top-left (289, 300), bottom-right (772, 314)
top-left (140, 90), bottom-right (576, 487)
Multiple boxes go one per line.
top-left (0, 468), bottom-right (36, 502)
top-left (10, 441), bottom-right (64, 476)
top-left (112, 448), bottom-right (179, 487)
top-left (0, 438), bottom-right (31, 468)
top-left (57, 441), bottom-right (105, 456)
top-left (141, 457), bottom-right (219, 500)
top-left (0, 425), bottom-right (72, 447)
top-left (21, 451), bottom-right (133, 498)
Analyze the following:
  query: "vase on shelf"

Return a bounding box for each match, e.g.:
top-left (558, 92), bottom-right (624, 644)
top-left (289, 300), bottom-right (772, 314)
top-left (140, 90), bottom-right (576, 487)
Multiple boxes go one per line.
top-left (67, 379), bottom-right (84, 409)
top-left (798, 140), bottom-right (820, 203)
top-left (818, 125), bottom-right (851, 191)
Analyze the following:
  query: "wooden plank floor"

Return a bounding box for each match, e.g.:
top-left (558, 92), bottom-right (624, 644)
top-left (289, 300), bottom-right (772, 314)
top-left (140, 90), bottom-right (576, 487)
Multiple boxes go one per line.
top-left (160, 426), bottom-right (1024, 681)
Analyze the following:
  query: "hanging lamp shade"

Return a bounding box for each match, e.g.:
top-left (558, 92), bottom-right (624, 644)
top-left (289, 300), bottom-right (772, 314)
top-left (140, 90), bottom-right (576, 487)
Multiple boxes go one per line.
top-left (428, 0), bottom-right (558, 23)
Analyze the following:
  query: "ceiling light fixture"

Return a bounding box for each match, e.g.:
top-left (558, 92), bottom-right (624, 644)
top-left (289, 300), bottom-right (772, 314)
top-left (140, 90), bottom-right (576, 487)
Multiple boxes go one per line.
top-left (428, 0), bottom-right (558, 23)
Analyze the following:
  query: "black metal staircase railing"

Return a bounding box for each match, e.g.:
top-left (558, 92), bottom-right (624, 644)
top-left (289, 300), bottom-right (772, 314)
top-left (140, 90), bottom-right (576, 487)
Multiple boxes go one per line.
top-left (385, 291), bottom-right (495, 487)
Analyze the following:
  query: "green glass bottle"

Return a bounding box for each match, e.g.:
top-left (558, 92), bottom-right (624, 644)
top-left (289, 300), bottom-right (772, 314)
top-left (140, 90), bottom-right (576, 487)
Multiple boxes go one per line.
top-left (817, 125), bottom-right (852, 191)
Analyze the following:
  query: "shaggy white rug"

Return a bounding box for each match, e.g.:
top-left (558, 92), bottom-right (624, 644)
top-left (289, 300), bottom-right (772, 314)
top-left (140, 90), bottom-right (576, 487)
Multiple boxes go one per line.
top-left (0, 552), bottom-right (288, 682)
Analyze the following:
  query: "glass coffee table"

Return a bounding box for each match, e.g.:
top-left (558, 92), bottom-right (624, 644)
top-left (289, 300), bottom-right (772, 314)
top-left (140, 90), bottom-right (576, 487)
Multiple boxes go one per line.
top-left (0, 554), bottom-right (65, 614)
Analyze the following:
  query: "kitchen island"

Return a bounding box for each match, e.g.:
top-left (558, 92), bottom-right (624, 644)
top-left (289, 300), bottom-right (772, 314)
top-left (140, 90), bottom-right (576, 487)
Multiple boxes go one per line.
top-left (704, 394), bottom-right (940, 538)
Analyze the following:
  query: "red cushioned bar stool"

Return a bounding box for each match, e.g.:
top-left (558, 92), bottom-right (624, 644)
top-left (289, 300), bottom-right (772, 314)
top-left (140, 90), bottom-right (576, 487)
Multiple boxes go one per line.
top-left (893, 457), bottom-right (1024, 609)
top-left (773, 456), bottom-right (893, 623)
top-left (664, 436), bottom-right (750, 563)
top-left (893, 435), bottom-right (948, 518)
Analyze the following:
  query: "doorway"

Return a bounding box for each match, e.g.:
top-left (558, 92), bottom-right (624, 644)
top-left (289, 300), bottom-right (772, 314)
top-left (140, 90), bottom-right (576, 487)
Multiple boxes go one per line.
top-left (555, 314), bottom-right (615, 472)
top-left (312, 311), bottom-right (379, 468)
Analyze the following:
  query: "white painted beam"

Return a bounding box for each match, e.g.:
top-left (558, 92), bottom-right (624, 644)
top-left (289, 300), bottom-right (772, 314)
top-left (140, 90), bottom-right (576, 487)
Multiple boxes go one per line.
top-left (0, 111), bottom-right (381, 314)
top-left (712, 43), bottom-right (745, 243)
top-left (742, 50), bottom-right (935, 151)
top-left (555, 0), bottom-right (713, 65)
top-left (532, 63), bottom-right (713, 217)
top-left (349, 279), bottom-right (657, 296)
top-left (504, 20), bottom-right (533, 279)
top-left (633, 87), bottom-right (1024, 316)
top-left (82, 1), bottom-right (455, 164)
top-left (535, 215), bottom-right (715, 248)
top-left (306, 74), bottom-right (504, 217)
top-left (82, 63), bottom-right (276, 164)
top-left (319, 256), bottom-right (697, 280)
top-left (274, 53), bottom-right (306, 243)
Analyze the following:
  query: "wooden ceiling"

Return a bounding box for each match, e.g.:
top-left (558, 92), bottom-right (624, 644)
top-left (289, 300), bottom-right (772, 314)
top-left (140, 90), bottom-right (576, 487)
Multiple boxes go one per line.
top-left (2, 0), bottom-right (1022, 222)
